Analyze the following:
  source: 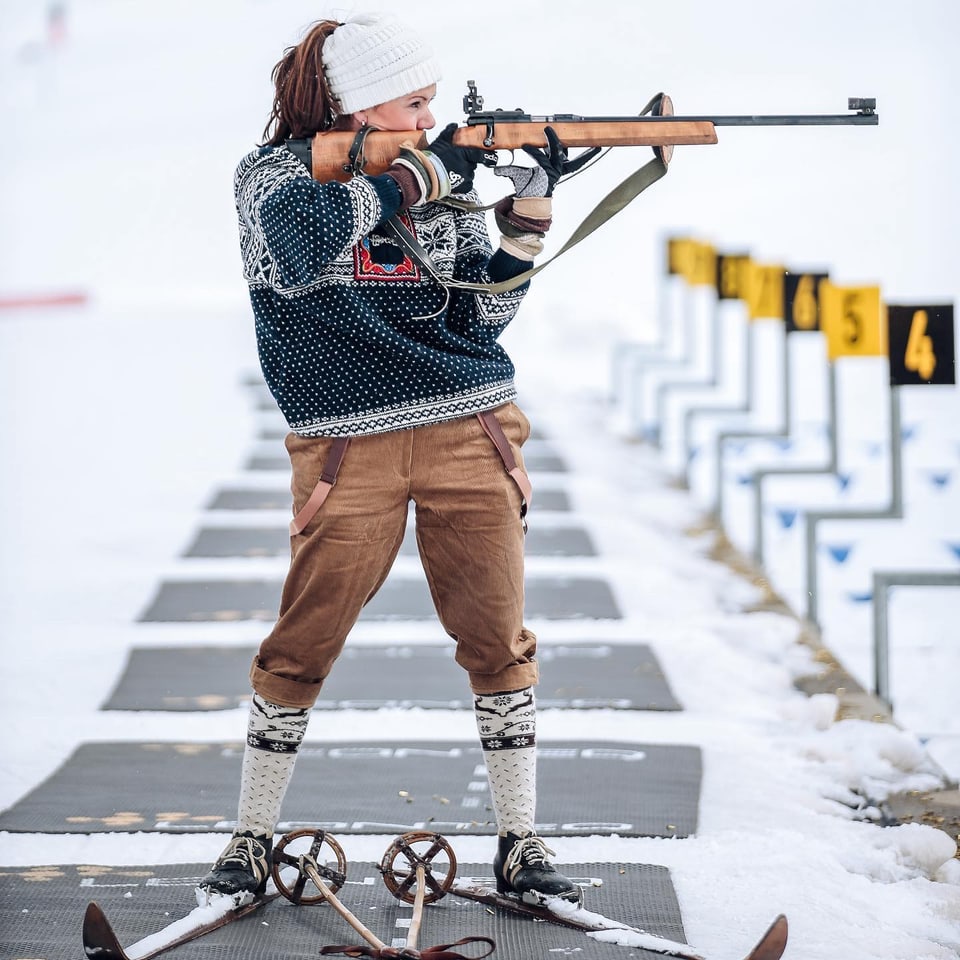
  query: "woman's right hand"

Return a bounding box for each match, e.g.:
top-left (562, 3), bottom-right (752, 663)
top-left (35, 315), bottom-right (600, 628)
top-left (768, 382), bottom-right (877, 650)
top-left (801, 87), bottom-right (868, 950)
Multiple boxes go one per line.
top-left (426, 123), bottom-right (498, 194)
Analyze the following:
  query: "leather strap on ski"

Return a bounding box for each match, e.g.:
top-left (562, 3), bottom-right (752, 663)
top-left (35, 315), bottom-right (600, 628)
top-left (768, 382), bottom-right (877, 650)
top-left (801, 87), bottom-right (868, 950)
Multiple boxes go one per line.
top-left (289, 436), bottom-right (351, 536)
top-left (319, 936), bottom-right (496, 959)
top-left (476, 409), bottom-right (532, 515)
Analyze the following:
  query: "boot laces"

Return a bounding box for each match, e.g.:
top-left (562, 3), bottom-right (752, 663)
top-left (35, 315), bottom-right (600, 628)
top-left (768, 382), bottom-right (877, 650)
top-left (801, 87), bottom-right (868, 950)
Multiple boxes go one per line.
top-left (219, 835), bottom-right (268, 878)
top-left (505, 834), bottom-right (556, 873)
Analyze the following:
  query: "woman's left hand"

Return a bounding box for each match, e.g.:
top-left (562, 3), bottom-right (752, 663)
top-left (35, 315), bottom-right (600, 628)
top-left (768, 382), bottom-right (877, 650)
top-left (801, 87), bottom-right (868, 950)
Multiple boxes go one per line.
top-left (497, 127), bottom-right (600, 197)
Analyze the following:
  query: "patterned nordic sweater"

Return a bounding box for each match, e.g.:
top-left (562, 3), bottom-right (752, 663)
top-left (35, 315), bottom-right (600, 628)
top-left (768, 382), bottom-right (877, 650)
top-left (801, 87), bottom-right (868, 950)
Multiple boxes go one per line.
top-left (234, 145), bottom-right (532, 437)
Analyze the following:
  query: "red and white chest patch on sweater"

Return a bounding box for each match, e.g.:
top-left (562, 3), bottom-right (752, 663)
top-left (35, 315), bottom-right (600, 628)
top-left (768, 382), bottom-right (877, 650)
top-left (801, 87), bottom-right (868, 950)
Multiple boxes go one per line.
top-left (353, 214), bottom-right (422, 281)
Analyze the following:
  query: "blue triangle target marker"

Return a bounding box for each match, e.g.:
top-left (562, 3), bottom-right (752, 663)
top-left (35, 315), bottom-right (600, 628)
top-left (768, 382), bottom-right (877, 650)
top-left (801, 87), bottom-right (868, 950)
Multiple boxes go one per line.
top-left (776, 509), bottom-right (798, 530)
top-left (826, 544), bottom-right (854, 564)
top-left (836, 473), bottom-right (853, 492)
top-left (946, 543), bottom-right (960, 562)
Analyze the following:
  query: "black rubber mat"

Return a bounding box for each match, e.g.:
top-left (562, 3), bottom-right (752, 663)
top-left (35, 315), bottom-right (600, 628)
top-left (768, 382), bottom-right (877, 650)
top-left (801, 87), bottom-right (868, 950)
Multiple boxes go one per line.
top-left (245, 449), bottom-right (568, 473)
top-left (0, 740), bottom-right (700, 837)
top-left (182, 524), bottom-right (596, 558)
top-left (0, 861), bottom-right (685, 960)
top-left (137, 577), bottom-right (622, 622)
top-left (102, 643), bottom-right (681, 712)
top-left (206, 486), bottom-right (573, 512)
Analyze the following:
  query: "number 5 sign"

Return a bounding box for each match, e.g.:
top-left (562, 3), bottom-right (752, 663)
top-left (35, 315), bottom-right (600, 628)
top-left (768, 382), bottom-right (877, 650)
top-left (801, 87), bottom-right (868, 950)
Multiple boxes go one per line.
top-left (818, 281), bottom-right (884, 360)
top-left (887, 304), bottom-right (956, 385)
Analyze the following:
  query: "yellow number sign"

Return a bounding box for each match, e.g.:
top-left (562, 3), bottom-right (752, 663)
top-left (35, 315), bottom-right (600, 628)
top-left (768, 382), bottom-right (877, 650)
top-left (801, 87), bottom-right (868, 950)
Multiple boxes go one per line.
top-left (667, 238), bottom-right (717, 286)
top-left (819, 280), bottom-right (885, 359)
top-left (741, 262), bottom-right (785, 321)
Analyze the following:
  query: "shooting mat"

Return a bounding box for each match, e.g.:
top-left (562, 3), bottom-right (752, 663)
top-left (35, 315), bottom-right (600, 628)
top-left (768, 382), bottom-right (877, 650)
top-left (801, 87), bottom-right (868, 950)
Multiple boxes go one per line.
top-left (0, 861), bottom-right (686, 960)
top-left (182, 523), bottom-right (596, 558)
top-left (101, 643), bottom-right (681, 712)
top-left (137, 576), bottom-right (622, 622)
top-left (0, 740), bottom-right (701, 838)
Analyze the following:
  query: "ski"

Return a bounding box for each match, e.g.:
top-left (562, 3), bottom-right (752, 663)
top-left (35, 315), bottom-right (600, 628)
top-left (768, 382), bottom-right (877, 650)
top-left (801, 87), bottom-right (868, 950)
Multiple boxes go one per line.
top-left (82, 891), bottom-right (280, 960)
top-left (446, 878), bottom-right (788, 960)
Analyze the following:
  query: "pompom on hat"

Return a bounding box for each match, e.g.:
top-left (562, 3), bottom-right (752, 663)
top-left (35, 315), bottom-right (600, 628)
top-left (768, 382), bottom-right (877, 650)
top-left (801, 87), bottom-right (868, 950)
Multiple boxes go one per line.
top-left (322, 13), bottom-right (442, 115)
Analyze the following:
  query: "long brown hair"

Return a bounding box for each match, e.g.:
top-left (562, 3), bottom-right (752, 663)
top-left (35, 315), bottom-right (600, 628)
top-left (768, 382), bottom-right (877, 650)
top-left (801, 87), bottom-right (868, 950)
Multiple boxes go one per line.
top-left (261, 20), bottom-right (352, 146)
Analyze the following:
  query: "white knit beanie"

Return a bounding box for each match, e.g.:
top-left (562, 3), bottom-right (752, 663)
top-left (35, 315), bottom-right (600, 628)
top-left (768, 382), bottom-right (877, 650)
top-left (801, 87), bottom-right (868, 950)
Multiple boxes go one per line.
top-left (321, 13), bottom-right (442, 115)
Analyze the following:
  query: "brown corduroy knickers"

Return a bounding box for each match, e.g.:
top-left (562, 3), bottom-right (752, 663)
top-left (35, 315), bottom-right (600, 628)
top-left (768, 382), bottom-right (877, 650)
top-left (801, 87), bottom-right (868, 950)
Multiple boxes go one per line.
top-left (250, 402), bottom-right (538, 708)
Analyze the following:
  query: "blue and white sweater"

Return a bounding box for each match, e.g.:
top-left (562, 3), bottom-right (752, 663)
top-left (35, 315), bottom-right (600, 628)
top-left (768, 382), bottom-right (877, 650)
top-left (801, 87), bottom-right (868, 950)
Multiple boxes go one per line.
top-left (234, 145), bottom-right (532, 437)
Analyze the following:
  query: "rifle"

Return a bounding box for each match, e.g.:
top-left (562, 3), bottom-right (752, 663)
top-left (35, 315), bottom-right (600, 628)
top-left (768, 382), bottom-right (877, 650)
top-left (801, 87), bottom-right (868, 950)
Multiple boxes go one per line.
top-left (295, 83), bottom-right (877, 295)
top-left (307, 81), bottom-right (878, 182)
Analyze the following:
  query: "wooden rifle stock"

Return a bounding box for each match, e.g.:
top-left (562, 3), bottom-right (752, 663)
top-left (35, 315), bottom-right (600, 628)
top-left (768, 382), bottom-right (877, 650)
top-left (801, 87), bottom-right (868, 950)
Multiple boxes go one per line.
top-left (452, 120), bottom-right (717, 150)
top-left (309, 120), bottom-right (717, 183)
top-left (307, 84), bottom-right (875, 184)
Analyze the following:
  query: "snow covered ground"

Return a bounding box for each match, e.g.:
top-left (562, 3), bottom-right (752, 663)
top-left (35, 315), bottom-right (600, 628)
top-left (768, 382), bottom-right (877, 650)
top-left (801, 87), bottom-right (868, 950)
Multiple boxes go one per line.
top-left (1, 2), bottom-right (959, 958)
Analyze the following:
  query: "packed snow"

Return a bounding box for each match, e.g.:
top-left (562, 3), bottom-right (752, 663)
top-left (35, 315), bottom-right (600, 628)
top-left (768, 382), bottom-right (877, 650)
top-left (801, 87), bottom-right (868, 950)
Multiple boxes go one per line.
top-left (1, 2), bottom-right (958, 959)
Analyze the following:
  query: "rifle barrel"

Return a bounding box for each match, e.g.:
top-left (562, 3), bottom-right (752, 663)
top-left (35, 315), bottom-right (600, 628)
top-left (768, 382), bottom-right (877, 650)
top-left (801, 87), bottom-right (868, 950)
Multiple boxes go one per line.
top-left (467, 113), bottom-right (878, 127)
top-left (696, 114), bottom-right (878, 126)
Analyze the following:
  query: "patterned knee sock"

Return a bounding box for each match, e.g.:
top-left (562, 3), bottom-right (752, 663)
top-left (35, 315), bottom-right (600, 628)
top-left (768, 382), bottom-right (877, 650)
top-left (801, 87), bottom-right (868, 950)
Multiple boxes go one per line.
top-left (236, 693), bottom-right (310, 838)
top-left (474, 687), bottom-right (538, 836)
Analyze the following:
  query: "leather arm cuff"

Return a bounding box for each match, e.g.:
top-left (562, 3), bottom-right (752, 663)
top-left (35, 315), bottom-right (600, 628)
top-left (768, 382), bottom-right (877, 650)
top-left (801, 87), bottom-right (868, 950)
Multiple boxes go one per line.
top-left (384, 166), bottom-right (423, 211)
top-left (494, 197), bottom-right (552, 238)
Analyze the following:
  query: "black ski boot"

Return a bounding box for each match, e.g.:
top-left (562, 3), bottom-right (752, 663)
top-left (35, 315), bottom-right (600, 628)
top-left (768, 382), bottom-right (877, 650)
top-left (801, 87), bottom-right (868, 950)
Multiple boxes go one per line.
top-left (493, 832), bottom-right (581, 905)
top-left (198, 832), bottom-right (272, 903)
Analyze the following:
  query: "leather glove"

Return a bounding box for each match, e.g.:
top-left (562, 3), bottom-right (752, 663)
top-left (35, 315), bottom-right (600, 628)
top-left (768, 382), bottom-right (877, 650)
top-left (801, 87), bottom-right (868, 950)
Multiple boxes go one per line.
top-left (427, 123), bottom-right (498, 194)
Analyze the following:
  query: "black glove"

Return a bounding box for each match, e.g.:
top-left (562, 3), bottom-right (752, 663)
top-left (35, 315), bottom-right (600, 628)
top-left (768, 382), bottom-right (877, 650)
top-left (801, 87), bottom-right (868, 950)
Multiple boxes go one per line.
top-left (427, 123), bottom-right (498, 194)
top-left (520, 126), bottom-right (601, 196)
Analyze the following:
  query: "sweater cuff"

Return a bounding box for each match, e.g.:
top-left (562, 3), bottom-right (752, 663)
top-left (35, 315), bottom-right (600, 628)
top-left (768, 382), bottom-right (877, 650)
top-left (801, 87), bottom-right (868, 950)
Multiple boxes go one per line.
top-left (366, 174), bottom-right (404, 222)
top-left (488, 248), bottom-right (533, 285)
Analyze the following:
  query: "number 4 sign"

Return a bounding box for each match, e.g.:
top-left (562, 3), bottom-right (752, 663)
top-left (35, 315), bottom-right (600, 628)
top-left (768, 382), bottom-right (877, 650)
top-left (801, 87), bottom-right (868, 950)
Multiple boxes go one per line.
top-left (887, 304), bottom-right (956, 385)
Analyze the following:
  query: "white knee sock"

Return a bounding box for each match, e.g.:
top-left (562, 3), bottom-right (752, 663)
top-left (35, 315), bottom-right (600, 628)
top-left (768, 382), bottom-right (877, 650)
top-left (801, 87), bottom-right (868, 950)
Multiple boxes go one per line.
top-left (236, 693), bottom-right (310, 838)
top-left (474, 688), bottom-right (538, 836)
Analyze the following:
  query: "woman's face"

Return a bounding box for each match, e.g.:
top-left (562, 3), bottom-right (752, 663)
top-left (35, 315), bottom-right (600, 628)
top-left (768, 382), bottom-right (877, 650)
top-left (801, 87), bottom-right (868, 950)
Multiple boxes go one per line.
top-left (353, 85), bottom-right (437, 132)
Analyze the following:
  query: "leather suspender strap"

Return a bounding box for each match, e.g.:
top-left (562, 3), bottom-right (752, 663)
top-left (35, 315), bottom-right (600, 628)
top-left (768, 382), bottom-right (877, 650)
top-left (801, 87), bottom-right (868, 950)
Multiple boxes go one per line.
top-left (289, 437), bottom-right (351, 536)
top-left (476, 410), bottom-right (533, 511)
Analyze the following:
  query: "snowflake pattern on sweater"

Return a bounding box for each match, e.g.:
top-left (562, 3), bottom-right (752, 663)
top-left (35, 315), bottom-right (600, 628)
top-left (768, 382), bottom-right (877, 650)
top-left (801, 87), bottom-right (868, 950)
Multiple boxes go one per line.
top-left (234, 145), bottom-right (531, 437)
